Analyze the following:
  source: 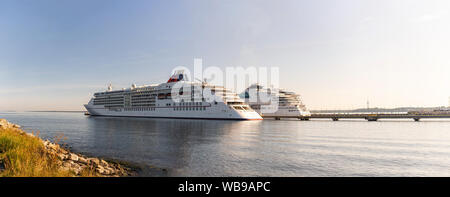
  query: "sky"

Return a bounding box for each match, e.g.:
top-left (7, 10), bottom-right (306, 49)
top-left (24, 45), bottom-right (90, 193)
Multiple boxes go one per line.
top-left (0, 0), bottom-right (449, 111)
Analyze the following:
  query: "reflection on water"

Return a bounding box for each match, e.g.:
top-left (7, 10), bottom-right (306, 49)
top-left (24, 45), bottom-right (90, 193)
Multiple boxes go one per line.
top-left (2, 112), bottom-right (450, 176)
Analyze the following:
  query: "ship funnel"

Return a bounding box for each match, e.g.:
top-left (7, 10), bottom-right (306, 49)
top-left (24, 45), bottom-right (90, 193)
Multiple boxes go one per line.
top-left (167, 70), bottom-right (189, 83)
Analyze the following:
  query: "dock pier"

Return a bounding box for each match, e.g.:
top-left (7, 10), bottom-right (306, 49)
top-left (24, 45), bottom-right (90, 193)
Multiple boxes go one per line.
top-left (267, 113), bottom-right (450, 121)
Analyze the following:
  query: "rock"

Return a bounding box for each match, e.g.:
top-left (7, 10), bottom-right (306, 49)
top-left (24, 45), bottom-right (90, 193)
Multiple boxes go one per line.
top-left (58, 153), bottom-right (68, 160)
top-left (71, 162), bottom-right (79, 168)
top-left (0, 119), bottom-right (21, 130)
top-left (100, 159), bottom-right (108, 167)
top-left (63, 162), bottom-right (71, 168)
top-left (72, 165), bottom-right (82, 175)
top-left (69, 153), bottom-right (79, 161)
top-left (102, 168), bottom-right (111, 175)
top-left (89, 158), bottom-right (100, 166)
top-left (0, 119), bottom-right (7, 129)
top-left (106, 167), bottom-right (115, 174)
top-left (47, 143), bottom-right (58, 151)
top-left (60, 149), bottom-right (68, 154)
top-left (78, 157), bottom-right (88, 164)
top-left (96, 166), bottom-right (105, 174)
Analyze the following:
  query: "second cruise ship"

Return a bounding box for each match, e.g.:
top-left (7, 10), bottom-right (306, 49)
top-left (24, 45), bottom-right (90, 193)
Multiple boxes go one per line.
top-left (84, 71), bottom-right (262, 120)
top-left (241, 84), bottom-right (311, 119)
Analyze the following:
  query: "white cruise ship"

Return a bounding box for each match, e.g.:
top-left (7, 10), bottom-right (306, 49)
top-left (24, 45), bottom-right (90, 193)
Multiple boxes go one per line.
top-left (240, 84), bottom-right (311, 119)
top-left (84, 71), bottom-right (262, 120)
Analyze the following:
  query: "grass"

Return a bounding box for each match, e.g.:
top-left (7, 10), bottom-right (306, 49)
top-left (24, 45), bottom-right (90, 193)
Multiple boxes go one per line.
top-left (0, 127), bottom-right (75, 177)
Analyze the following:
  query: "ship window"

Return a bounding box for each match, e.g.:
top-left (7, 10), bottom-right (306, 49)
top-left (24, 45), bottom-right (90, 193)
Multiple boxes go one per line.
top-left (233, 106), bottom-right (243, 111)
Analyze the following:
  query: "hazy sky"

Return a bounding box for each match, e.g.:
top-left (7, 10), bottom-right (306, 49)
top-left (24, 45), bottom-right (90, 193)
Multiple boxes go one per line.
top-left (1, 0), bottom-right (449, 111)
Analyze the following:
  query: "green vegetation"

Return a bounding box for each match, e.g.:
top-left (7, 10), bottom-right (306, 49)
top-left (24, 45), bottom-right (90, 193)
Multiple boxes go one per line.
top-left (0, 119), bottom-right (133, 177)
top-left (0, 127), bottom-right (74, 177)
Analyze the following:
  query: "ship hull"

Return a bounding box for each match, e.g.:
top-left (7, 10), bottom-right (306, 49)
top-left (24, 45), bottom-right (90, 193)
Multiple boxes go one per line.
top-left (84, 104), bottom-right (263, 120)
top-left (259, 109), bottom-right (311, 118)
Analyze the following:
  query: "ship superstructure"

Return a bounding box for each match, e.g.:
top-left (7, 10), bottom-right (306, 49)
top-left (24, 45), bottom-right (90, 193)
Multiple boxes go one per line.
top-left (241, 84), bottom-right (311, 118)
top-left (84, 71), bottom-right (262, 120)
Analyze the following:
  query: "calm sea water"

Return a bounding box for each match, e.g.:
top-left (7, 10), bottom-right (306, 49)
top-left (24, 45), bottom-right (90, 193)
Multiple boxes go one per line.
top-left (2, 111), bottom-right (450, 177)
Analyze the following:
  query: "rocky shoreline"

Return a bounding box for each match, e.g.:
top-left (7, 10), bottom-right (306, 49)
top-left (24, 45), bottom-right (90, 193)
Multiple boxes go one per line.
top-left (1, 119), bottom-right (136, 177)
